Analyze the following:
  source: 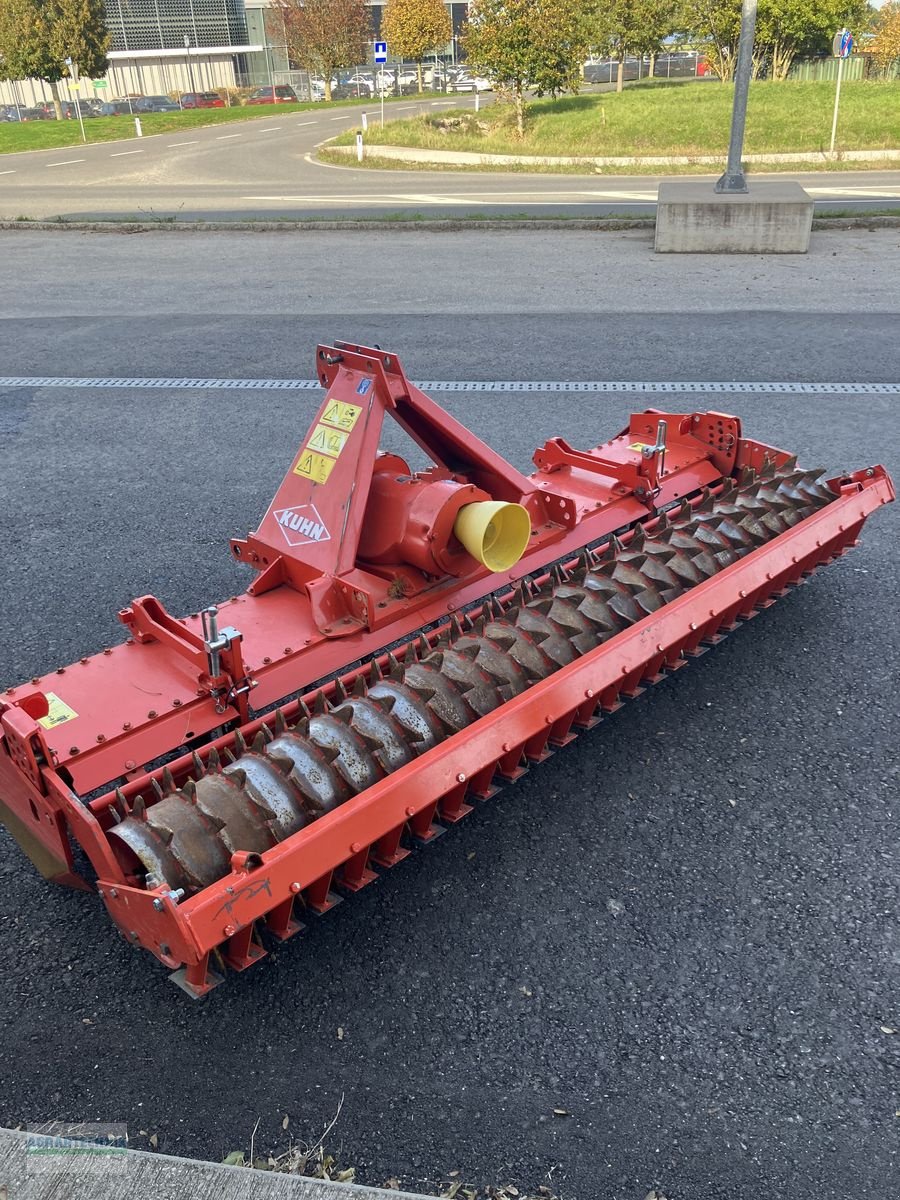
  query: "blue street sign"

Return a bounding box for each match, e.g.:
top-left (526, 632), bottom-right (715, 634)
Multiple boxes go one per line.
top-left (832, 28), bottom-right (853, 58)
top-left (374, 41), bottom-right (387, 63)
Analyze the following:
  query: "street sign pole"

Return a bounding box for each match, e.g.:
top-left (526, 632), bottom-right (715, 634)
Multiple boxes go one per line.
top-left (66, 56), bottom-right (87, 143)
top-left (830, 29), bottom-right (853, 155)
top-left (374, 40), bottom-right (387, 128)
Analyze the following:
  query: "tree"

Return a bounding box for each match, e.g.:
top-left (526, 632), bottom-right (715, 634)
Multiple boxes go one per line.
top-left (464, 0), bottom-right (595, 136)
top-left (868, 0), bottom-right (900, 75)
top-left (273, 0), bottom-right (368, 101)
top-left (593, 0), bottom-right (678, 91)
top-left (682, 0), bottom-right (870, 82)
top-left (755, 0), bottom-right (870, 80)
top-left (679, 0), bottom-right (742, 80)
top-left (0, 0), bottom-right (109, 118)
top-left (382, 0), bottom-right (452, 93)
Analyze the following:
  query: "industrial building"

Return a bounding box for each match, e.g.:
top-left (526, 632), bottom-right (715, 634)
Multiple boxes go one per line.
top-left (0, 0), bottom-right (469, 107)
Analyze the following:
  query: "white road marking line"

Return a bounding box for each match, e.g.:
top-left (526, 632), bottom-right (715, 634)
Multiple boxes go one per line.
top-left (216, 133), bottom-right (242, 140)
top-left (46, 159), bottom-right (85, 168)
top-left (807, 186), bottom-right (900, 198)
top-left (0, 169), bottom-right (16, 175)
top-left (393, 193), bottom-right (484, 205)
top-left (2, 377), bottom-right (898, 396)
top-left (259, 126), bottom-right (281, 132)
top-left (329, 115), bottom-right (352, 121)
top-left (167, 140), bottom-right (198, 147)
top-left (296, 121), bottom-right (318, 126)
top-left (110, 150), bottom-right (144, 157)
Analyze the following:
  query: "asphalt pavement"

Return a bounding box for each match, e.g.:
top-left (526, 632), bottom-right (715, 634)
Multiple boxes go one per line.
top-left (0, 96), bottom-right (898, 220)
top-left (0, 228), bottom-right (897, 1200)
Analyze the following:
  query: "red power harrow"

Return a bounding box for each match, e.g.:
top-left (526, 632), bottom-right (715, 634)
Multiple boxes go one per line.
top-left (0, 343), bottom-right (893, 996)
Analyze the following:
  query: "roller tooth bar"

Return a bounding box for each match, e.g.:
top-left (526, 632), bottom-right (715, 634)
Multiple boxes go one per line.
top-left (108, 462), bottom-right (835, 893)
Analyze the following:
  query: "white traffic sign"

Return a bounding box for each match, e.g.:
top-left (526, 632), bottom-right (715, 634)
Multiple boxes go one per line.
top-left (374, 41), bottom-right (387, 63)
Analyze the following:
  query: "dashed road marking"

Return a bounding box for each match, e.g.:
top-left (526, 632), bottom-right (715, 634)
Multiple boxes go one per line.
top-left (46, 159), bottom-right (85, 168)
top-left (0, 169), bottom-right (16, 175)
top-left (110, 150), bottom-right (144, 157)
top-left (259, 126), bottom-right (281, 132)
top-left (167, 140), bottom-right (198, 147)
top-left (216, 133), bottom-right (242, 140)
top-left (2, 378), bottom-right (897, 397)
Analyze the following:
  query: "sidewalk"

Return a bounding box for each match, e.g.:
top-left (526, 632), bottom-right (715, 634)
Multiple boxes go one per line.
top-left (0, 1127), bottom-right (433, 1200)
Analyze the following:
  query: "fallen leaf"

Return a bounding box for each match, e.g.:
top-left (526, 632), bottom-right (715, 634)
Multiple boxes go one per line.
top-left (82, 1018), bottom-right (93, 1024)
top-left (385, 1179), bottom-right (400, 1190)
top-left (223, 1151), bottom-right (245, 1166)
top-left (467, 852), bottom-right (476, 860)
top-left (148, 1133), bottom-right (158, 1150)
top-left (336, 1168), bottom-right (356, 1182)
top-left (880, 1025), bottom-right (896, 1034)
top-left (507, 1188), bottom-right (520, 1196)
top-left (552, 1108), bottom-right (570, 1116)
top-left (282, 1115), bottom-right (289, 1130)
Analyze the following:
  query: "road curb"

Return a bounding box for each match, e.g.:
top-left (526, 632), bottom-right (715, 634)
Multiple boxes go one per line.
top-left (327, 144), bottom-right (900, 169)
top-left (0, 1127), bottom-right (434, 1200)
top-left (1, 215), bottom-right (899, 234)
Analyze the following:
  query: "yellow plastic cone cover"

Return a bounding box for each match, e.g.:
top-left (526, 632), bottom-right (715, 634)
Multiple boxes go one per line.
top-left (452, 501), bottom-right (531, 572)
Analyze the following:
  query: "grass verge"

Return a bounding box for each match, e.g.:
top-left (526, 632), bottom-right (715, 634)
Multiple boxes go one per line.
top-left (327, 79), bottom-right (900, 163)
top-left (0, 94), bottom-right (416, 156)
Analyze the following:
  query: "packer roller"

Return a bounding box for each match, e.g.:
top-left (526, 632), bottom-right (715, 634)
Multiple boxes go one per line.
top-left (0, 342), bottom-right (892, 996)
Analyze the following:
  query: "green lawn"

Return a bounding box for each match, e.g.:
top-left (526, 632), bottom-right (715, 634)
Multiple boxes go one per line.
top-left (0, 96), bottom-right (407, 155)
top-left (329, 79), bottom-right (900, 160)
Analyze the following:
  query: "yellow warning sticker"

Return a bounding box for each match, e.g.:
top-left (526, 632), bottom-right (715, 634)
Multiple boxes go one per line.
top-left (294, 449), bottom-right (337, 485)
top-left (320, 400), bottom-right (362, 433)
top-left (629, 442), bottom-right (651, 452)
top-left (38, 692), bottom-right (79, 730)
top-left (306, 423), bottom-right (349, 459)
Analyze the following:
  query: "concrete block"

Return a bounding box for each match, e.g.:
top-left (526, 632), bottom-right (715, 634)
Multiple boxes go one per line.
top-left (655, 180), bottom-right (813, 253)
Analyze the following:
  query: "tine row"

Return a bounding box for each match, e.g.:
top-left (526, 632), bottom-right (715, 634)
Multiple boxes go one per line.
top-left (107, 459), bottom-right (834, 894)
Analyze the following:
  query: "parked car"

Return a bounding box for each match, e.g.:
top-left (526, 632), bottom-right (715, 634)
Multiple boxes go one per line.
top-left (340, 73), bottom-right (375, 96)
top-left (133, 95), bottom-right (181, 113)
top-left (180, 91), bottom-right (225, 109)
top-left (0, 105), bottom-right (50, 122)
top-left (331, 82), bottom-right (367, 100)
top-left (98, 100), bottom-right (137, 116)
top-left (447, 73), bottom-right (492, 93)
top-left (247, 85), bottom-right (297, 105)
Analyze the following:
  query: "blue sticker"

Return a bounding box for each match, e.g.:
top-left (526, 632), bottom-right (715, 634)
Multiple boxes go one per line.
top-left (356, 378), bottom-right (372, 396)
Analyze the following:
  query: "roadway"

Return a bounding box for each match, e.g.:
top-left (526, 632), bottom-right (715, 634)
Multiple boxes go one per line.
top-left (1, 97), bottom-right (899, 220)
top-left (0, 227), bottom-right (897, 1200)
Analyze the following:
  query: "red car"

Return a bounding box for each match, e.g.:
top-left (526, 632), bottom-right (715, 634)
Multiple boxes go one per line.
top-left (180, 91), bottom-right (225, 109)
top-left (247, 85), bottom-right (298, 105)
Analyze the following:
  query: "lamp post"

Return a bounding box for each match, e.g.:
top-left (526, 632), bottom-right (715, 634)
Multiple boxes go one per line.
top-left (184, 34), bottom-right (197, 95)
top-left (715, 0), bottom-right (758, 194)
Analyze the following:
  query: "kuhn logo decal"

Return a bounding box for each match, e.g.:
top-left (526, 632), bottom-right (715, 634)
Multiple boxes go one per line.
top-left (273, 504), bottom-right (331, 547)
